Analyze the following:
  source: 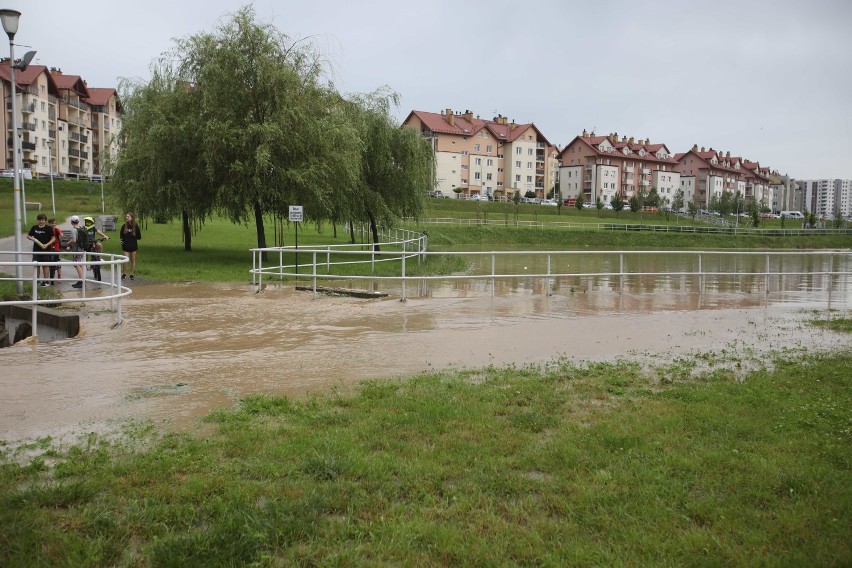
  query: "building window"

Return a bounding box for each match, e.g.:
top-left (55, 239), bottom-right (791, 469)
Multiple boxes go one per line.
top-left (475, 158), bottom-right (481, 165)
top-left (486, 145), bottom-right (492, 153)
top-left (62, 157), bottom-right (66, 165)
top-left (474, 144), bottom-right (480, 152)
top-left (527, 162), bottom-right (532, 169)
top-left (40, 101), bottom-right (46, 111)
top-left (42, 157), bottom-right (46, 166)
top-left (487, 173), bottom-right (492, 181)
top-left (527, 176), bottom-right (532, 183)
top-left (474, 172), bottom-right (481, 180)
top-left (528, 148), bottom-right (533, 155)
top-left (487, 159), bottom-right (493, 166)
top-left (516, 147), bottom-right (522, 155)
top-left (515, 175), bottom-right (521, 182)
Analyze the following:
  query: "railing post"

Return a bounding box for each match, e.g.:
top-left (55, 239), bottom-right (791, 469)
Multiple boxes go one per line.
top-left (279, 249), bottom-right (283, 282)
top-left (491, 252), bottom-right (496, 297)
top-left (547, 253), bottom-right (552, 296)
top-left (698, 252), bottom-right (702, 294)
top-left (619, 253), bottom-right (624, 292)
top-left (765, 253), bottom-right (770, 294)
top-left (313, 251), bottom-right (317, 298)
top-left (327, 246), bottom-right (331, 273)
top-left (31, 264), bottom-right (38, 340)
top-left (401, 248), bottom-right (407, 302)
top-left (371, 248), bottom-right (375, 274)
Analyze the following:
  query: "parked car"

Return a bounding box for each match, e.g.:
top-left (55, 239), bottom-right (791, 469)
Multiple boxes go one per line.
top-left (541, 199), bottom-right (558, 206)
top-left (429, 190), bottom-right (446, 198)
top-left (471, 194), bottom-right (489, 202)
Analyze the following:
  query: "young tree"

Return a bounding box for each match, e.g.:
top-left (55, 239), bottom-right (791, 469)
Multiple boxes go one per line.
top-left (595, 197), bottom-right (604, 217)
top-left (611, 192), bottom-right (625, 215)
top-left (672, 188), bottom-right (685, 213)
top-left (629, 194), bottom-right (641, 217)
top-left (574, 191), bottom-right (584, 213)
top-left (687, 201), bottom-right (699, 220)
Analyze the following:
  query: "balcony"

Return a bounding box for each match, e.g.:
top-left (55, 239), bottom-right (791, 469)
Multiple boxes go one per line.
top-left (49, 110), bottom-right (56, 121)
top-left (21, 141), bottom-right (36, 151)
top-left (63, 97), bottom-right (88, 111)
top-left (22, 121), bottom-right (36, 131)
top-left (625, 166), bottom-right (634, 172)
top-left (81, 151), bottom-right (89, 159)
top-left (49, 129), bottom-right (56, 138)
top-left (81, 135), bottom-right (88, 144)
top-left (70, 166), bottom-right (81, 174)
top-left (535, 168), bottom-right (544, 175)
top-left (69, 148), bottom-right (80, 158)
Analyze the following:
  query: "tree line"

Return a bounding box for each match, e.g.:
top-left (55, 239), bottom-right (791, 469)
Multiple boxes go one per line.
top-left (107, 7), bottom-right (433, 253)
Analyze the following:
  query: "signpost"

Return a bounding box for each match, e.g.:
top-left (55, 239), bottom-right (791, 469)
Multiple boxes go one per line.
top-left (289, 206), bottom-right (303, 274)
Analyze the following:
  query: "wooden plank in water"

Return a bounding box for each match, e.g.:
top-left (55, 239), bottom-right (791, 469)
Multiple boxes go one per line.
top-left (295, 286), bottom-right (388, 299)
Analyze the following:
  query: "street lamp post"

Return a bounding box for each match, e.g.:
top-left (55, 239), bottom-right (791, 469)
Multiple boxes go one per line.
top-left (0, 9), bottom-right (23, 294)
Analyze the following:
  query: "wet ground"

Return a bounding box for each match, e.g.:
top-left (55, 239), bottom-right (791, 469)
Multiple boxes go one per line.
top-left (1, 279), bottom-right (850, 445)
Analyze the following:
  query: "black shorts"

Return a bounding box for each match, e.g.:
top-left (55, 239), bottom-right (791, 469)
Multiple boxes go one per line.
top-left (33, 251), bottom-right (50, 263)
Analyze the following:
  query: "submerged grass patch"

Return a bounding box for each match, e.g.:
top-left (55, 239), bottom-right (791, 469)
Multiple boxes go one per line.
top-left (1, 353), bottom-right (850, 565)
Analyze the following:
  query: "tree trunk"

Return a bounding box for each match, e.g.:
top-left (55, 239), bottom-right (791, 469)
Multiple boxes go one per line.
top-left (254, 200), bottom-right (267, 261)
top-left (367, 210), bottom-right (380, 252)
top-left (182, 210), bottom-right (192, 251)
top-left (349, 220), bottom-right (355, 244)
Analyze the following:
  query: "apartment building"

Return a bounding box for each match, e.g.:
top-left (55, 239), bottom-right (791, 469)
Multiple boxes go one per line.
top-left (768, 172), bottom-right (801, 213)
top-left (558, 131), bottom-right (680, 206)
top-left (798, 179), bottom-right (852, 218)
top-left (402, 108), bottom-right (557, 199)
top-left (0, 61), bottom-right (120, 180)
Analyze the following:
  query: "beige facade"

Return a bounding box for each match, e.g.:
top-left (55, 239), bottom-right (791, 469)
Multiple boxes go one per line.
top-left (402, 109), bottom-right (557, 200)
top-left (1, 61), bottom-right (120, 180)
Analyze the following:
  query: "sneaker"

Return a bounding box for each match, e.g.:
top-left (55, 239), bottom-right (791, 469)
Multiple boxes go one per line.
top-left (71, 282), bottom-right (83, 288)
top-left (130, 274), bottom-right (135, 280)
top-left (40, 281), bottom-right (50, 287)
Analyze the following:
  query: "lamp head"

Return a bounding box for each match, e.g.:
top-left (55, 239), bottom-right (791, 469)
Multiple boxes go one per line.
top-left (0, 9), bottom-right (20, 40)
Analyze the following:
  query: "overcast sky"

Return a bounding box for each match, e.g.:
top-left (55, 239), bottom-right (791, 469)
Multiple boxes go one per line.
top-left (11, 0), bottom-right (852, 179)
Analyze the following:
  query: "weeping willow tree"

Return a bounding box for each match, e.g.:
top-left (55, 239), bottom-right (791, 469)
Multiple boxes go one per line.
top-left (175, 6), bottom-right (360, 255)
top-left (109, 66), bottom-right (213, 251)
top-left (109, 6), bottom-right (430, 256)
top-left (346, 90), bottom-right (434, 250)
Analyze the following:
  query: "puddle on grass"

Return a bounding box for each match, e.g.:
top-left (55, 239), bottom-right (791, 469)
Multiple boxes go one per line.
top-left (0, 279), bottom-right (849, 444)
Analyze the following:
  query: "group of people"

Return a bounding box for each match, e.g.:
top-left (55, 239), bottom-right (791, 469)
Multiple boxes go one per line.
top-left (25, 212), bottom-right (142, 288)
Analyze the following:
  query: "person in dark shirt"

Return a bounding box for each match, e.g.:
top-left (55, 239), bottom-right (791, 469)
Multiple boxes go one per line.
top-left (119, 212), bottom-right (142, 280)
top-left (26, 213), bottom-right (55, 287)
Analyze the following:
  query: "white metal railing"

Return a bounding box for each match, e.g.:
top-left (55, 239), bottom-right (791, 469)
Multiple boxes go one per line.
top-left (251, 227), bottom-right (427, 289)
top-left (0, 250), bottom-right (131, 338)
top-left (412, 217), bottom-right (852, 235)
top-left (252, 245), bottom-right (851, 303)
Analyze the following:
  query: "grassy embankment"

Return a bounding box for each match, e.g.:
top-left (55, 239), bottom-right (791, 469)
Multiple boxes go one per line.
top-left (1, 345), bottom-right (849, 565)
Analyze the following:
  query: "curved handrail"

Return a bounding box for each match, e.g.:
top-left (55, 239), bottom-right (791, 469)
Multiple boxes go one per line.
top-left (0, 250), bottom-right (131, 336)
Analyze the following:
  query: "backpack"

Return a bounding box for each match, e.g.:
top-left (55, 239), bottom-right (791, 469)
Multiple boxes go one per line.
top-left (76, 226), bottom-right (90, 252)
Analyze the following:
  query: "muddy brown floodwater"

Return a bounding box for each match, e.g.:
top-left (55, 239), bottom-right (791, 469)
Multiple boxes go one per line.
top-left (1, 280), bottom-right (850, 444)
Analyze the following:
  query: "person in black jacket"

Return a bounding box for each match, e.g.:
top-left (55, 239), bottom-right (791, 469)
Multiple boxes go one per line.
top-left (26, 213), bottom-right (55, 287)
top-left (119, 212), bottom-right (142, 280)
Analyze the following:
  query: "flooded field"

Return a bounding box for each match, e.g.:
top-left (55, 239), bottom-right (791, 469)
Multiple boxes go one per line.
top-left (1, 270), bottom-right (850, 444)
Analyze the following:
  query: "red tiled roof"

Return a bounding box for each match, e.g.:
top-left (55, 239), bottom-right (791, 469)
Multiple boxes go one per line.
top-left (559, 134), bottom-right (678, 165)
top-left (404, 110), bottom-right (552, 146)
top-left (84, 87), bottom-right (116, 106)
top-left (0, 62), bottom-right (60, 95)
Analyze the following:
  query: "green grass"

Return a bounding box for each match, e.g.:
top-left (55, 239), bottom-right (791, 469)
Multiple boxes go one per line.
top-left (810, 315), bottom-right (852, 333)
top-left (1, 351), bottom-right (849, 565)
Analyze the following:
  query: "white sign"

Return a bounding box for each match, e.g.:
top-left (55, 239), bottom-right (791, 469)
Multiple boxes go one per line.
top-left (288, 206), bottom-right (303, 222)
